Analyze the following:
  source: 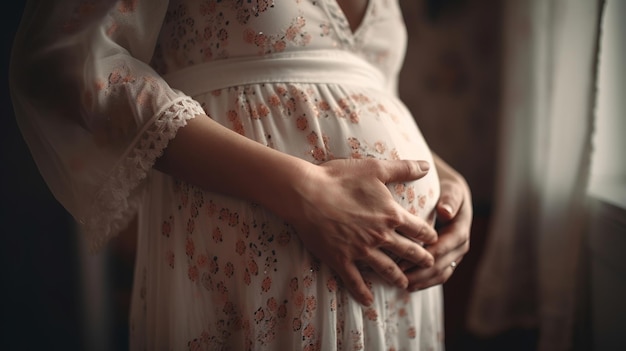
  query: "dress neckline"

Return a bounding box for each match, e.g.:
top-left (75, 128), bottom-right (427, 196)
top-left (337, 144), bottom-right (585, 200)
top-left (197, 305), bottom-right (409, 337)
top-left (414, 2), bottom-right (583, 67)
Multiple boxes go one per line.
top-left (333, 0), bottom-right (373, 36)
top-left (323, 0), bottom-right (375, 43)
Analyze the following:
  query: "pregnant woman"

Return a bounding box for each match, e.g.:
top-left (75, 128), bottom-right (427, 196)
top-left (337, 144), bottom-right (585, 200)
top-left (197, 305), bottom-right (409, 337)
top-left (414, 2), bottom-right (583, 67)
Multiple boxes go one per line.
top-left (10, 0), bottom-right (472, 349)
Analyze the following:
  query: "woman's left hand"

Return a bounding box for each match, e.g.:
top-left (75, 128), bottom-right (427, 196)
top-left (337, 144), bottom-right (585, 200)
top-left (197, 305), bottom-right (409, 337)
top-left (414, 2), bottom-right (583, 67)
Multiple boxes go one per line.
top-left (401, 155), bottom-right (473, 291)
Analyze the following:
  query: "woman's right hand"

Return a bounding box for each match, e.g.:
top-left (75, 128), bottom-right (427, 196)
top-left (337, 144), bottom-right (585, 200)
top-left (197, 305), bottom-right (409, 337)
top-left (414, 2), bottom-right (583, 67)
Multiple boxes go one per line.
top-left (282, 158), bottom-right (438, 306)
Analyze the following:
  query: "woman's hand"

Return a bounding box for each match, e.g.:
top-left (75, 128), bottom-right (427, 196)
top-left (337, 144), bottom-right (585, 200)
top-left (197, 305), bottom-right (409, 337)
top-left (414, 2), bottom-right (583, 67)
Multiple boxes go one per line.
top-left (401, 155), bottom-right (472, 291)
top-left (285, 158), bottom-right (439, 306)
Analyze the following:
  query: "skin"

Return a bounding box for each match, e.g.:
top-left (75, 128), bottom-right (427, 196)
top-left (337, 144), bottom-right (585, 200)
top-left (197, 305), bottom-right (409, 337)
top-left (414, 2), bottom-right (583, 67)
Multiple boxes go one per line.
top-left (336, 0), bottom-right (370, 32)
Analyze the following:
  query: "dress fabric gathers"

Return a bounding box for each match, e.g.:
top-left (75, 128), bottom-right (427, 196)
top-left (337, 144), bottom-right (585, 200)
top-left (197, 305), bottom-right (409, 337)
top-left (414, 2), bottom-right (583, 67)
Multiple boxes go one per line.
top-left (11, 0), bottom-right (443, 349)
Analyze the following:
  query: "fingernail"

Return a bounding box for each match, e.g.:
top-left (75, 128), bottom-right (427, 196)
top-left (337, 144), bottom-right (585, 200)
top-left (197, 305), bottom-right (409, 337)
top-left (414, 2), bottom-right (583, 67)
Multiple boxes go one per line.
top-left (363, 297), bottom-right (373, 307)
top-left (417, 160), bottom-right (430, 172)
top-left (441, 204), bottom-right (453, 215)
top-left (396, 278), bottom-right (408, 289)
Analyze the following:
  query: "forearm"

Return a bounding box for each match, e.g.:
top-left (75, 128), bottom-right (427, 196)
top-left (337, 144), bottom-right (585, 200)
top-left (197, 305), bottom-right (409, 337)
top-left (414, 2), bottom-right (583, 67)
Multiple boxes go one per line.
top-left (155, 114), bottom-right (313, 221)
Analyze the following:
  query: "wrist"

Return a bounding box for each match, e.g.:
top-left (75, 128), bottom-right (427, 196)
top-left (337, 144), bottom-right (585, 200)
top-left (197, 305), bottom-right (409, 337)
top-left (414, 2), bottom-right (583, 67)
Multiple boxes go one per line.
top-left (252, 154), bottom-right (320, 223)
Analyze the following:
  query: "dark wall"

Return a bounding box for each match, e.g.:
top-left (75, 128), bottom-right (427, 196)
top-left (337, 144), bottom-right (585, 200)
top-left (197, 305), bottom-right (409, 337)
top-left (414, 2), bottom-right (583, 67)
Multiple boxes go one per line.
top-left (400, 0), bottom-right (501, 209)
top-left (1, 2), bottom-right (84, 350)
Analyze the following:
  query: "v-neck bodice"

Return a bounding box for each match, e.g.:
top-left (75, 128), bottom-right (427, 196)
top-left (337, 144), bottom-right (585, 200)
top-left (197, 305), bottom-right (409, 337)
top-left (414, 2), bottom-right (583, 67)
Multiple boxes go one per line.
top-left (327, 0), bottom-right (373, 36)
top-left (152, 0), bottom-right (407, 86)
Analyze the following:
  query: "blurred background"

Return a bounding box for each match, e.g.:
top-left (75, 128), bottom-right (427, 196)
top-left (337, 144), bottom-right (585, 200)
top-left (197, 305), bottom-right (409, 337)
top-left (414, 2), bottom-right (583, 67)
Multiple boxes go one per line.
top-left (2, 0), bottom-right (623, 350)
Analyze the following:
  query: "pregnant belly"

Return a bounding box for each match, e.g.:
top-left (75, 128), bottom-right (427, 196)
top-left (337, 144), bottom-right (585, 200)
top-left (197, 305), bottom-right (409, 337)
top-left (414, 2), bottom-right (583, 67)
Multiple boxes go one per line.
top-left (196, 82), bottom-right (440, 221)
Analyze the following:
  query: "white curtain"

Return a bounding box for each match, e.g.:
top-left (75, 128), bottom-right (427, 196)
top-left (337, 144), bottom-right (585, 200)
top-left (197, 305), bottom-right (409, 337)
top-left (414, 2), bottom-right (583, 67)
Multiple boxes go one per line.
top-left (467, 0), bottom-right (604, 350)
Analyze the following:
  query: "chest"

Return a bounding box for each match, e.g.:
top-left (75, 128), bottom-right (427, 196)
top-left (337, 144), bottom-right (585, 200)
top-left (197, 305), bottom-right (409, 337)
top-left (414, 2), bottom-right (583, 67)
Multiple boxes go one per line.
top-left (335, 0), bottom-right (370, 32)
top-left (153, 0), bottom-right (407, 77)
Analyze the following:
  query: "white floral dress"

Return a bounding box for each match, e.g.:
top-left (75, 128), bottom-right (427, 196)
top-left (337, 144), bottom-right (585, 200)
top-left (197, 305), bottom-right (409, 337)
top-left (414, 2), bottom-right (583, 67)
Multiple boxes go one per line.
top-left (11, 0), bottom-right (443, 350)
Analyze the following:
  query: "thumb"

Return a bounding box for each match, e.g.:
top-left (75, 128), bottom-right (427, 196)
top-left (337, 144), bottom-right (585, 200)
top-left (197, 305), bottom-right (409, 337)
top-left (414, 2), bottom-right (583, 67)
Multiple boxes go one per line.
top-left (376, 160), bottom-right (430, 184)
top-left (436, 180), bottom-right (463, 221)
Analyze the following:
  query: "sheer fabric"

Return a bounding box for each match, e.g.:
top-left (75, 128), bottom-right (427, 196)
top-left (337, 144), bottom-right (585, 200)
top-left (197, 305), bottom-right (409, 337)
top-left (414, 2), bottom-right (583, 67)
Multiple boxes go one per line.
top-left (11, 1), bottom-right (206, 249)
top-left (467, 1), bottom-right (604, 350)
top-left (11, 0), bottom-right (444, 349)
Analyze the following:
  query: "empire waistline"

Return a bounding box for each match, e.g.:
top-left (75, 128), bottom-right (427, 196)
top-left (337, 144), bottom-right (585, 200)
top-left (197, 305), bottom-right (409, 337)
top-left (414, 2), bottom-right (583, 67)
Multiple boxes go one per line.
top-left (163, 49), bottom-right (387, 97)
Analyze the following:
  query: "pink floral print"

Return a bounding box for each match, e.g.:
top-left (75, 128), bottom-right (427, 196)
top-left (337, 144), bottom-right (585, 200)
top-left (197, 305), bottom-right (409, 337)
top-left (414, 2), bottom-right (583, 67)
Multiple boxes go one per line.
top-left (118, 0), bottom-right (444, 349)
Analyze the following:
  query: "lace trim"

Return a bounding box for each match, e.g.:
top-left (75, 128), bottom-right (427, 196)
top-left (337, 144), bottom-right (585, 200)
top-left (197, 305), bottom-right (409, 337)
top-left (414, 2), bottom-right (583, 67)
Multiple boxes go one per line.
top-left (85, 97), bottom-right (205, 252)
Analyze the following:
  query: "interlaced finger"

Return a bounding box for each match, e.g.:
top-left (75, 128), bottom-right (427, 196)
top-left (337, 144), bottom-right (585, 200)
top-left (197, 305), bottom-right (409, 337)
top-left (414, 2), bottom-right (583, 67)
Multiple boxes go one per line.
top-left (405, 252), bottom-right (465, 292)
top-left (394, 205), bottom-right (438, 245)
top-left (429, 223), bottom-right (470, 260)
top-left (333, 260), bottom-right (374, 306)
top-left (378, 231), bottom-right (434, 268)
top-left (360, 249), bottom-right (408, 289)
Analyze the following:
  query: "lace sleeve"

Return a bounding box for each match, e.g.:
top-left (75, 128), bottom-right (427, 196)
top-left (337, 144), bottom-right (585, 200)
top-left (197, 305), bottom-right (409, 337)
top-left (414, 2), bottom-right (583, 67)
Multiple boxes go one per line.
top-left (10, 0), bottom-right (204, 249)
top-left (87, 97), bottom-right (204, 250)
